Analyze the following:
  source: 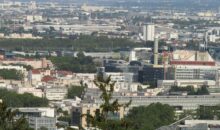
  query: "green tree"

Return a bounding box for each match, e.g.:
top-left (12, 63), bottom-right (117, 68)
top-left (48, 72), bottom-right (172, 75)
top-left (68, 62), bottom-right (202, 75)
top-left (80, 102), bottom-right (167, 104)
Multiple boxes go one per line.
top-left (0, 69), bottom-right (24, 80)
top-left (0, 89), bottom-right (48, 107)
top-left (57, 116), bottom-right (71, 124)
top-left (196, 85), bottom-right (209, 95)
top-left (0, 36), bottom-right (145, 52)
top-left (67, 85), bottom-right (85, 99)
top-left (10, 64), bottom-right (33, 71)
top-left (49, 55), bottom-right (96, 73)
top-left (84, 76), bottom-right (131, 130)
top-left (0, 101), bottom-right (32, 130)
top-left (38, 126), bottom-right (48, 130)
top-left (56, 108), bottom-right (71, 124)
top-left (169, 85), bottom-right (209, 95)
top-left (196, 105), bottom-right (220, 120)
top-left (179, 110), bottom-right (195, 119)
top-left (126, 103), bottom-right (175, 130)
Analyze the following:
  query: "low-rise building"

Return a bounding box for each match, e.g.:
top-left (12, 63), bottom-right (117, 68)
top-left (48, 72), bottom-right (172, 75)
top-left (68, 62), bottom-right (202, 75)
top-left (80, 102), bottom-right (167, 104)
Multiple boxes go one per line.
top-left (17, 107), bottom-right (55, 118)
top-left (0, 65), bottom-right (26, 73)
top-left (1, 58), bottom-right (52, 69)
top-left (28, 117), bottom-right (56, 130)
top-left (44, 87), bottom-right (67, 101)
top-left (158, 120), bottom-right (220, 130)
top-left (16, 107), bottom-right (56, 130)
top-left (15, 87), bottom-right (43, 98)
top-left (157, 80), bottom-right (216, 88)
top-left (71, 103), bottom-right (125, 128)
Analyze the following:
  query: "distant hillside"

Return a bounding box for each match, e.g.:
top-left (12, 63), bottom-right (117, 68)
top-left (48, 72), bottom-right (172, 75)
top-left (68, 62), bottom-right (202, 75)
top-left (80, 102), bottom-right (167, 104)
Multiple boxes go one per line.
top-left (3, 0), bottom-right (220, 11)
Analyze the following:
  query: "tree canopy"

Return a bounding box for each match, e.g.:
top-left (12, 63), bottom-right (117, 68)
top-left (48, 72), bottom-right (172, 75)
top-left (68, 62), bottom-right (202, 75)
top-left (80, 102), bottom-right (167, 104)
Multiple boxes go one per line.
top-left (49, 53), bottom-right (96, 73)
top-left (196, 105), bottom-right (220, 120)
top-left (0, 89), bottom-right (48, 107)
top-left (0, 69), bottom-right (24, 80)
top-left (126, 103), bottom-right (175, 130)
top-left (169, 85), bottom-right (209, 95)
top-left (67, 85), bottom-right (85, 99)
top-left (10, 64), bottom-right (33, 71)
top-left (0, 36), bottom-right (144, 52)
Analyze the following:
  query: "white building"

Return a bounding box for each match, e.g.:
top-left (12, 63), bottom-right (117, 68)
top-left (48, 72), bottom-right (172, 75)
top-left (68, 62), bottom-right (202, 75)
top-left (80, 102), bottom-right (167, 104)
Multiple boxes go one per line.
top-left (157, 80), bottom-right (216, 88)
top-left (44, 87), bottom-right (67, 101)
top-left (29, 70), bottom-right (42, 82)
top-left (52, 98), bottom-right (81, 113)
top-left (28, 117), bottom-right (56, 130)
top-left (129, 51), bottom-right (137, 61)
top-left (169, 32), bottom-right (179, 40)
top-left (2, 58), bottom-right (52, 69)
top-left (0, 33), bottom-right (4, 38)
top-left (81, 3), bottom-right (105, 12)
top-left (129, 48), bottom-right (152, 62)
top-left (0, 81), bottom-right (7, 88)
top-left (177, 120), bottom-right (220, 130)
top-left (5, 33), bottom-right (42, 39)
top-left (15, 87), bottom-right (43, 98)
top-left (143, 24), bottom-right (155, 41)
top-left (16, 107), bottom-right (56, 130)
top-left (209, 34), bottom-right (217, 42)
top-left (105, 72), bottom-right (138, 92)
top-left (26, 15), bottom-right (43, 23)
top-left (17, 107), bottom-right (55, 118)
top-left (0, 65), bottom-right (26, 73)
top-left (168, 50), bottom-right (217, 81)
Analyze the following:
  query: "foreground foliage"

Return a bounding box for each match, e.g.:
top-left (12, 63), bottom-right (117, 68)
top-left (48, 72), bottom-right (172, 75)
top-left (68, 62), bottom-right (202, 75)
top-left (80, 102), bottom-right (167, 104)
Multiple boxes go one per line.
top-left (83, 76), bottom-right (176, 130)
top-left (85, 76), bottom-right (131, 130)
top-left (0, 101), bottom-right (32, 130)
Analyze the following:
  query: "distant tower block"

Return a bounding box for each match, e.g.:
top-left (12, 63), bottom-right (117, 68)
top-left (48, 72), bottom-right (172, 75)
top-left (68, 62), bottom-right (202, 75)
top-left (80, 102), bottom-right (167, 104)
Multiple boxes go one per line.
top-left (203, 32), bottom-right (208, 51)
top-left (129, 50), bottom-right (137, 62)
top-left (143, 24), bottom-right (155, 41)
top-left (219, 6), bottom-right (220, 14)
top-left (154, 37), bottom-right (159, 65)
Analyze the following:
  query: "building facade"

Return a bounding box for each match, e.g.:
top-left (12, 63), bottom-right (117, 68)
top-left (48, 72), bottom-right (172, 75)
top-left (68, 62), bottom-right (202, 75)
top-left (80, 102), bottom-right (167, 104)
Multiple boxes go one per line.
top-left (44, 87), bottom-right (67, 101)
top-left (28, 117), bottom-right (56, 130)
top-left (143, 24), bottom-right (155, 41)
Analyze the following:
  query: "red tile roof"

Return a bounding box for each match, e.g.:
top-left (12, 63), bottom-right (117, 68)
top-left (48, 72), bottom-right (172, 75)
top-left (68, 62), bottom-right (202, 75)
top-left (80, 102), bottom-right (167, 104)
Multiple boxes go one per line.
top-left (32, 69), bottom-right (41, 74)
top-left (51, 70), bottom-right (72, 77)
top-left (170, 61), bottom-right (216, 66)
top-left (41, 76), bottom-right (56, 82)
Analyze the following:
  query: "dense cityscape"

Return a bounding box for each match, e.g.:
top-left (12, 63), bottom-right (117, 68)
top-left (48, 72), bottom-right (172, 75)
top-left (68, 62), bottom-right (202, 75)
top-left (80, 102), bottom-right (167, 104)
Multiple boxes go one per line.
top-left (1, 0), bottom-right (220, 130)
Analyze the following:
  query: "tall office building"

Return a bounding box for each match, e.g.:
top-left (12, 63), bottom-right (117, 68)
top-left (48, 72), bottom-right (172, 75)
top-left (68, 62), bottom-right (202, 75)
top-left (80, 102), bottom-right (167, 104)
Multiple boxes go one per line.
top-left (154, 37), bottom-right (159, 65)
top-left (143, 24), bottom-right (155, 41)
